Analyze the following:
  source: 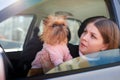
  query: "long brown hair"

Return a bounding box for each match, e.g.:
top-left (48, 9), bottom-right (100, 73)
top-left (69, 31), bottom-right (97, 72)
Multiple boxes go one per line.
top-left (87, 18), bottom-right (120, 49)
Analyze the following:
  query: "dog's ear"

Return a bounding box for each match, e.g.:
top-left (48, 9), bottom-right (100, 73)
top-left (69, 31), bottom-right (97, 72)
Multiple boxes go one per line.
top-left (43, 16), bottom-right (50, 26)
top-left (43, 15), bottom-right (54, 25)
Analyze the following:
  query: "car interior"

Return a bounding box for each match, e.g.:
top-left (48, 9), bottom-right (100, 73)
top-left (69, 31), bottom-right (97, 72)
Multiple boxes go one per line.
top-left (0, 0), bottom-right (120, 80)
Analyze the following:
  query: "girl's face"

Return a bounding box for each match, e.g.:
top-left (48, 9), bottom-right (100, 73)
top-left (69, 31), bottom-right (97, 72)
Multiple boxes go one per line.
top-left (79, 23), bottom-right (108, 55)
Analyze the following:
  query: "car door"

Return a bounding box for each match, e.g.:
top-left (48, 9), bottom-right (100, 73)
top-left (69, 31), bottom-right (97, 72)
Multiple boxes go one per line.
top-left (0, 0), bottom-right (43, 79)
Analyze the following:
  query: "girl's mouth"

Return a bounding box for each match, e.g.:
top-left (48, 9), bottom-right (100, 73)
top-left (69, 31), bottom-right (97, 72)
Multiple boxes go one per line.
top-left (80, 42), bottom-right (87, 48)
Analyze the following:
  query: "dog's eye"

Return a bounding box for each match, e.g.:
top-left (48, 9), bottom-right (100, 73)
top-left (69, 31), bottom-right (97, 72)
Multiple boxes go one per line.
top-left (52, 24), bottom-right (58, 27)
top-left (52, 24), bottom-right (65, 27)
top-left (60, 24), bottom-right (65, 27)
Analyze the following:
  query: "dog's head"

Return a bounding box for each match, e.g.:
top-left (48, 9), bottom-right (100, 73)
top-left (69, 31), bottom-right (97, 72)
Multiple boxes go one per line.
top-left (41, 15), bottom-right (68, 45)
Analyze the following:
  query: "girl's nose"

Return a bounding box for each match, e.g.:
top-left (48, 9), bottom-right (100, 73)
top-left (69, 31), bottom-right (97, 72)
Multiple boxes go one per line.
top-left (81, 33), bottom-right (89, 41)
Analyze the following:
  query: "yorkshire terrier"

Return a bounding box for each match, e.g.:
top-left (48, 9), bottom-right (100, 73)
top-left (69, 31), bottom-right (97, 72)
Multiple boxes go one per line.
top-left (28, 15), bottom-right (72, 76)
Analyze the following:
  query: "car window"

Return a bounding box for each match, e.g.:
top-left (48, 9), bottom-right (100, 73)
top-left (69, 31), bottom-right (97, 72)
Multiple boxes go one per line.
top-left (0, 15), bottom-right (34, 52)
top-left (67, 19), bottom-right (81, 45)
top-left (47, 49), bottom-right (120, 74)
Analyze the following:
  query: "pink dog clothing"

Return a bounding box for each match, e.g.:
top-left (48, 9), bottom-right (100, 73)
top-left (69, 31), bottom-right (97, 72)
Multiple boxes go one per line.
top-left (31, 43), bottom-right (72, 73)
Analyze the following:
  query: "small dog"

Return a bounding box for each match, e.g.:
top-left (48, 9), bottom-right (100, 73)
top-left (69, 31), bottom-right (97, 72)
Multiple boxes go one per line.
top-left (28, 15), bottom-right (72, 76)
top-left (41, 15), bottom-right (68, 45)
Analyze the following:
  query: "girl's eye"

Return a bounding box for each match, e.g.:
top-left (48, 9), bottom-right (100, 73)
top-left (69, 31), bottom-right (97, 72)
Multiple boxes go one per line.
top-left (91, 34), bottom-right (96, 39)
top-left (83, 30), bottom-right (87, 34)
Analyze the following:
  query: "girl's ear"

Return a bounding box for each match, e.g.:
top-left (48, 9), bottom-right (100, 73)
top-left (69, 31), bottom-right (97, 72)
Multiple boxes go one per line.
top-left (101, 44), bottom-right (109, 51)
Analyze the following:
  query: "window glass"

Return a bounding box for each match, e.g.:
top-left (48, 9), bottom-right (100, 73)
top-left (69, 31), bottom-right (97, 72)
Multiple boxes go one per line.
top-left (67, 19), bottom-right (80, 45)
top-left (0, 15), bottom-right (34, 52)
top-left (47, 49), bottom-right (120, 74)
